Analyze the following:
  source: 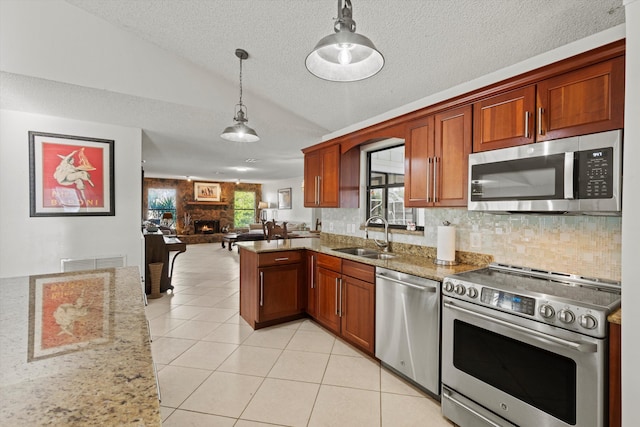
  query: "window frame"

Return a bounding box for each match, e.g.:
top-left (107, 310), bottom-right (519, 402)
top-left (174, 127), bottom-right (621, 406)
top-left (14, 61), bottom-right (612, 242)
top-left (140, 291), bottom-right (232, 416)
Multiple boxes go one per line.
top-left (234, 190), bottom-right (257, 229)
top-left (147, 188), bottom-right (177, 224)
top-left (366, 144), bottom-right (423, 231)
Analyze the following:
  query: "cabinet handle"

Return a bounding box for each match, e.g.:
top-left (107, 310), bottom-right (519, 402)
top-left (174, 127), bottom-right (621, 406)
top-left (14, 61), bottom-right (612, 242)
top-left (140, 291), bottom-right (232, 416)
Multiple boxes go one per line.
top-left (339, 278), bottom-right (343, 318)
top-left (433, 157), bottom-right (439, 203)
top-left (310, 256), bottom-right (315, 289)
top-left (524, 111), bottom-right (530, 138)
top-left (316, 176), bottom-right (321, 205)
top-left (335, 278), bottom-right (339, 316)
top-left (274, 257), bottom-right (289, 261)
top-left (426, 157), bottom-right (432, 203)
top-left (538, 107), bottom-right (544, 135)
top-left (259, 271), bottom-right (264, 307)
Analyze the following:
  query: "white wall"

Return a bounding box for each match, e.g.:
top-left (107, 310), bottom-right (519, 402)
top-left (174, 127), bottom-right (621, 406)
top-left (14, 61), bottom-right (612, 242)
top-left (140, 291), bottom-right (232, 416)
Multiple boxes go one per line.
top-left (261, 177), bottom-right (312, 226)
top-left (0, 110), bottom-right (142, 278)
top-left (622, 1), bottom-right (639, 425)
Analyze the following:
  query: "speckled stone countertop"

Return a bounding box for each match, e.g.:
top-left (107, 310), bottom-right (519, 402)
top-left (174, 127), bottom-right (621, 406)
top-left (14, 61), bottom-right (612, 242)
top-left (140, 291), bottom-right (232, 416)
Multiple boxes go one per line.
top-left (237, 234), bottom-right (492, 281)
top-left (608, 307), bottom-right (621, 325)
top-left (0, 267), bottom-right (161, 426)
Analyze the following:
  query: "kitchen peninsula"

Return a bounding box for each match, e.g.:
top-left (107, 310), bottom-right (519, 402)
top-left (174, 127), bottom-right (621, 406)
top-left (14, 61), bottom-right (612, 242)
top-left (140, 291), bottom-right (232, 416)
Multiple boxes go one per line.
top-left (0, 267), bottom-right (160, 426)
top-left (237, 235), bottom-right (490, 344)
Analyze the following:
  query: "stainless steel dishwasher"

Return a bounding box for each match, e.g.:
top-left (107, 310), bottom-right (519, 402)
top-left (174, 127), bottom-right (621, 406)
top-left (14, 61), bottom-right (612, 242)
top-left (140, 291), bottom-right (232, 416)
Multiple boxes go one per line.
top-left (375, 267), bottom-right (441, 397)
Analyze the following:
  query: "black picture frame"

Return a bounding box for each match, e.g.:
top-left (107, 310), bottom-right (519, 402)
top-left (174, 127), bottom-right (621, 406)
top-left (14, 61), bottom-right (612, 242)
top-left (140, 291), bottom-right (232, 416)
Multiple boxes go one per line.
top-left (29, 131), bottom-right (115, 217)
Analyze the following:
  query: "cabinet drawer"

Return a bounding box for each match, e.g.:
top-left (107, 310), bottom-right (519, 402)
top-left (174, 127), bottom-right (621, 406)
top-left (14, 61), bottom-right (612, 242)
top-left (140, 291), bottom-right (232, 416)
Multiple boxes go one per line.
top-left (317, 253), bottom-right (342, 272)
top-left (258, 251), bottom-right (302, 266)
top-left (342, 259), bottom-right (375, 283)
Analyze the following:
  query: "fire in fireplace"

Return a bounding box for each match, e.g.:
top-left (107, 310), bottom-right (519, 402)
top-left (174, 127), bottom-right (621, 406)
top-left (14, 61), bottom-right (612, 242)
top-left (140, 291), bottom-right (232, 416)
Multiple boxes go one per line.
top-left (194, 220), bottom-right (220, 234)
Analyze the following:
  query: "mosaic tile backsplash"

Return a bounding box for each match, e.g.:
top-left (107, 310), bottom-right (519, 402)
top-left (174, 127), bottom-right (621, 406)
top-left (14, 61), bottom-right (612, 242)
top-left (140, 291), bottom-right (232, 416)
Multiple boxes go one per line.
top-left (322, 207), bottom-right (621, 281)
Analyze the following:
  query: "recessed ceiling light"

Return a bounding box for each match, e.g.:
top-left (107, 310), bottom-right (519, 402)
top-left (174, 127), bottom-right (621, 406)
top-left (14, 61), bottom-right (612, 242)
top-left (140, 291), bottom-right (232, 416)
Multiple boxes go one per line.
top-left (235, 167), bottom-right (248, 172)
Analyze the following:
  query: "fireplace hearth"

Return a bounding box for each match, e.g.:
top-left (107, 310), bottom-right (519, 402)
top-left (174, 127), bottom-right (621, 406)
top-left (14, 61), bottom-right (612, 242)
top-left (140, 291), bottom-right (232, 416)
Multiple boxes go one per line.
top-left (194, 219), bottom-right (220, 234)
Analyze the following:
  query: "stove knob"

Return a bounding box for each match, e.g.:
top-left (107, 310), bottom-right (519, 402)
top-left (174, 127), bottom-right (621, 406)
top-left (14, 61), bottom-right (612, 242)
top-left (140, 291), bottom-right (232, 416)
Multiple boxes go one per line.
top-left (579, 314), bottom-right (598, 330)
top-left (539, 304), bottom-right (555, 319)
top-left (466, 287), bottom-right (478, 299)
top-left (454, 284), bottom-right (466, 296)
top-left (558, 309), bottom-right (575, 324)
top-left (444, 281), bottom-right (455, 293)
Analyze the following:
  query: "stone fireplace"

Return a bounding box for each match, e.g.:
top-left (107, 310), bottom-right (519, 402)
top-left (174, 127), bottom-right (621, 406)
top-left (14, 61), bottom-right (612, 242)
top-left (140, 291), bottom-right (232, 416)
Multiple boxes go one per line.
top-left (194, 219), bottom-right (220, 234)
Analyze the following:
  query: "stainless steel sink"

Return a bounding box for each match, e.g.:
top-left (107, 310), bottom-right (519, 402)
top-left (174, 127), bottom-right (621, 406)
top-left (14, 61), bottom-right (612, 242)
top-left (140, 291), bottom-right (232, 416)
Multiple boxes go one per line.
top-left (361, 252), bottom-right (396, 260)
top-left (332, 247), bottom-right (396, 260)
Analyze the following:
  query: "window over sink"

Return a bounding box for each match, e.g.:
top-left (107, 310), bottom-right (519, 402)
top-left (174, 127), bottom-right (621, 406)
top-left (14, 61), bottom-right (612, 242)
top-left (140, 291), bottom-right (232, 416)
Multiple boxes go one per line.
top-left (366, 144), bottom-right (422, 231)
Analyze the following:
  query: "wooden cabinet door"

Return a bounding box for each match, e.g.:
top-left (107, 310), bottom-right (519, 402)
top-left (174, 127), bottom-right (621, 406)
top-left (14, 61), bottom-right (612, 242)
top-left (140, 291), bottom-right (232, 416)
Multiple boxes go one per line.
top-left (536, 57), bottom-right (625, 141)
top-left (434, 105), bottom-right (472, 207)
top-left (341, 275), bottom-right (375, 354)
top-left (319, 144), bottom-right (340, 207)
top-left (473, 86), bottom-right (536, 152)
top-left (405, 115), bottom-right (435, 207)
top-left (258, 264), bottom-right (303, 323)
top-left (304, 150), bottom-right (321, 207)
top-left (306, 251), bottom-right (318, 318)
top-left (315, 266), bottom-right (341, 334)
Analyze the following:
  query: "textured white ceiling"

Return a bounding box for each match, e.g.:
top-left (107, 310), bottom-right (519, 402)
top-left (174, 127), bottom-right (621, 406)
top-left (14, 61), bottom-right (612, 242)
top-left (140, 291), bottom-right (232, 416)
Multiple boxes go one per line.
top-left (0, 0), bottom-right (625, 182)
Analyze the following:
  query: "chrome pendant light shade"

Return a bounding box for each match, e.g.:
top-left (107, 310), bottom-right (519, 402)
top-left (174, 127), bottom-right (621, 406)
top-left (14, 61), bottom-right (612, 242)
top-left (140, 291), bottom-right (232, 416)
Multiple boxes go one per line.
top-left (221, 49), bottom-right (260, 142)
top-left (306, 0), bottom-right (384, 82)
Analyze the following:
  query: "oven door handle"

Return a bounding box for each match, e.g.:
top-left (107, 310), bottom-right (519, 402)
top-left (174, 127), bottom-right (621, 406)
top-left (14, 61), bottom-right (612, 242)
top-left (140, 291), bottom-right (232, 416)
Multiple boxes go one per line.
top-left (444, 301), bottom-right (598, 353)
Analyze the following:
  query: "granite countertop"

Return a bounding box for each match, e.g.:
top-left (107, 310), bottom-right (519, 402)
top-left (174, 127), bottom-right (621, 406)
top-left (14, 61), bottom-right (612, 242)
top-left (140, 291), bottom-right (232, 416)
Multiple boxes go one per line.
top-left (0, 267), bottom-right (161, 426)
top-left (608, 307), bottom-right (621, 325)
top-left (236, 237), bottom-right (487, 281)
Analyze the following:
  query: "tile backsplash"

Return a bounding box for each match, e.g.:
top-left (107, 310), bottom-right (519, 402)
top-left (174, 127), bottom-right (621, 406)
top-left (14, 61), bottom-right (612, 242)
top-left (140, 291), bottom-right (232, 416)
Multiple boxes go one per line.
top-left (322, 208), bottom-right (621, 281)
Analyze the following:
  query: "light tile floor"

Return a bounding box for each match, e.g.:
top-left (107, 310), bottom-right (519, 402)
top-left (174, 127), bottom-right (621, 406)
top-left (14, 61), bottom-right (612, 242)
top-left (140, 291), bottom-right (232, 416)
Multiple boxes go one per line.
top-left (147, 243), bottom-right (453, 426)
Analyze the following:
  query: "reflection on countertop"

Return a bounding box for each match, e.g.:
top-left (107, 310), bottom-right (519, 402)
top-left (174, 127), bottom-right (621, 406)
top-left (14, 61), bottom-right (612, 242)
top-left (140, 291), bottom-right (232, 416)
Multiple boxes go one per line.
top-left (236, 234), bottom-right (491, 282)
top-left (0, 266), bottom-right (160, 426)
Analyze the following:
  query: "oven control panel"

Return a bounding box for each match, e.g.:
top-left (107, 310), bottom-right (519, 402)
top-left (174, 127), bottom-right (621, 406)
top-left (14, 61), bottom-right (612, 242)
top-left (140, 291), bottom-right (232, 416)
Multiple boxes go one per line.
top-left (480, 288), bottom-right (535, 315)
top-left (442, 279), bottom-right (608, 338)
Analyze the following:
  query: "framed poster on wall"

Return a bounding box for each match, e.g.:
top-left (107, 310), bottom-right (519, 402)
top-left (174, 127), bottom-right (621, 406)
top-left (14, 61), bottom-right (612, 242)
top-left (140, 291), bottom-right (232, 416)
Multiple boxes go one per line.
top-left (278, 187), bottom-right (292, 209)
top-left (194, 182), bottom-right (221, 202)
top-left (29, 131), bottom-right (115, 216)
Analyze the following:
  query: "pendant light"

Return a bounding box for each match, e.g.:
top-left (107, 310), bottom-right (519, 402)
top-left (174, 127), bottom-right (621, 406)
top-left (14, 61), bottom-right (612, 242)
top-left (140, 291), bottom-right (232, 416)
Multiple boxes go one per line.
top-left (306, 0), bottom-right (384, 82)
top-left (221, 49), bottom-right (260, 142)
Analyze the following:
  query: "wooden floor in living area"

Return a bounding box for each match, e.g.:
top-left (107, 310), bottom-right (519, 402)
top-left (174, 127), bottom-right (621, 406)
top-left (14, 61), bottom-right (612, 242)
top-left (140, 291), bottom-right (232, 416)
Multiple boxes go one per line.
top-left (146, 243), bottom-right (453, 426)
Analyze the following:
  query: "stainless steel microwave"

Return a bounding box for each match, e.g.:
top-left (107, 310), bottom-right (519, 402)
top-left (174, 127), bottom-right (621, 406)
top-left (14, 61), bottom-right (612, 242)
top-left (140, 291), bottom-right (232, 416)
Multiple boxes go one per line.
top-left (468, 130), bottom-right (622, 215)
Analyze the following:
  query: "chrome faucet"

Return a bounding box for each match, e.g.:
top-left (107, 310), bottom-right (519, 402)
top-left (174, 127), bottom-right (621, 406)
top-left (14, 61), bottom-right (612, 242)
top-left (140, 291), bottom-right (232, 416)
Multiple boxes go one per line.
top-left (364, 215), bottom-right (390, 252)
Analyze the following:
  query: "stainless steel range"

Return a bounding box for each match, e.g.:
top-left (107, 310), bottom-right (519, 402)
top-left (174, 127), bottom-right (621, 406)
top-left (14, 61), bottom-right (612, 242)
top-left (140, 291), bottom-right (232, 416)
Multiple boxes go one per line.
top-left (441, 263), bottom-right (621, 427)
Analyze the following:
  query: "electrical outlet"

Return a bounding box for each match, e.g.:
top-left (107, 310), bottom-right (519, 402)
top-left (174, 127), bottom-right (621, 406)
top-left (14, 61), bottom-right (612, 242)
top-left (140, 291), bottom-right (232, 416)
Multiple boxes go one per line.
top-left (329, 222), bottom-right (334, 232)
top-left (470, 232), bottom-right (482, 249)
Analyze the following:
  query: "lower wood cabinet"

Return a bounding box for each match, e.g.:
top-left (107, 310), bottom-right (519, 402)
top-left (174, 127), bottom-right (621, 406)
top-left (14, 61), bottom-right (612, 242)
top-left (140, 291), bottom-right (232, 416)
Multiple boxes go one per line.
top-left (239, 248), bottom-right (305, 329)
top-left (609, 320), bottom-right (621, 427)
top-left (240, 249), bottom-right (375, 354)
top-left (312, 253), bottom-right (375, 354)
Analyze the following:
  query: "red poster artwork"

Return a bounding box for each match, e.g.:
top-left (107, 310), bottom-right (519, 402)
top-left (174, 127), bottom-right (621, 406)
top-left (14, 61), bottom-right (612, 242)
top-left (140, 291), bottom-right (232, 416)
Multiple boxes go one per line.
top-left (39, 277), bottom-right (106, 350)
top-left (41, 143), bottom-right (105, 208)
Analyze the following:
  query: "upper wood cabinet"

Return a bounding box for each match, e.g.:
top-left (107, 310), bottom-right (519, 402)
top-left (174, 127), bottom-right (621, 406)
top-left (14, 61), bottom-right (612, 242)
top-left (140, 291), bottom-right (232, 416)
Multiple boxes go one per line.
top-left (405, 105), bottom-right (472, 207)
top-left (536, 56), bottom-right (625, 141)
top-left (405, 116), bottom-right (434, 206)
top-left (304, 144), bottom-right (358, 208)
top-left (473, 86), bottom-right (536, 152)
top-left (474, 57), bottom-right (625, 152)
